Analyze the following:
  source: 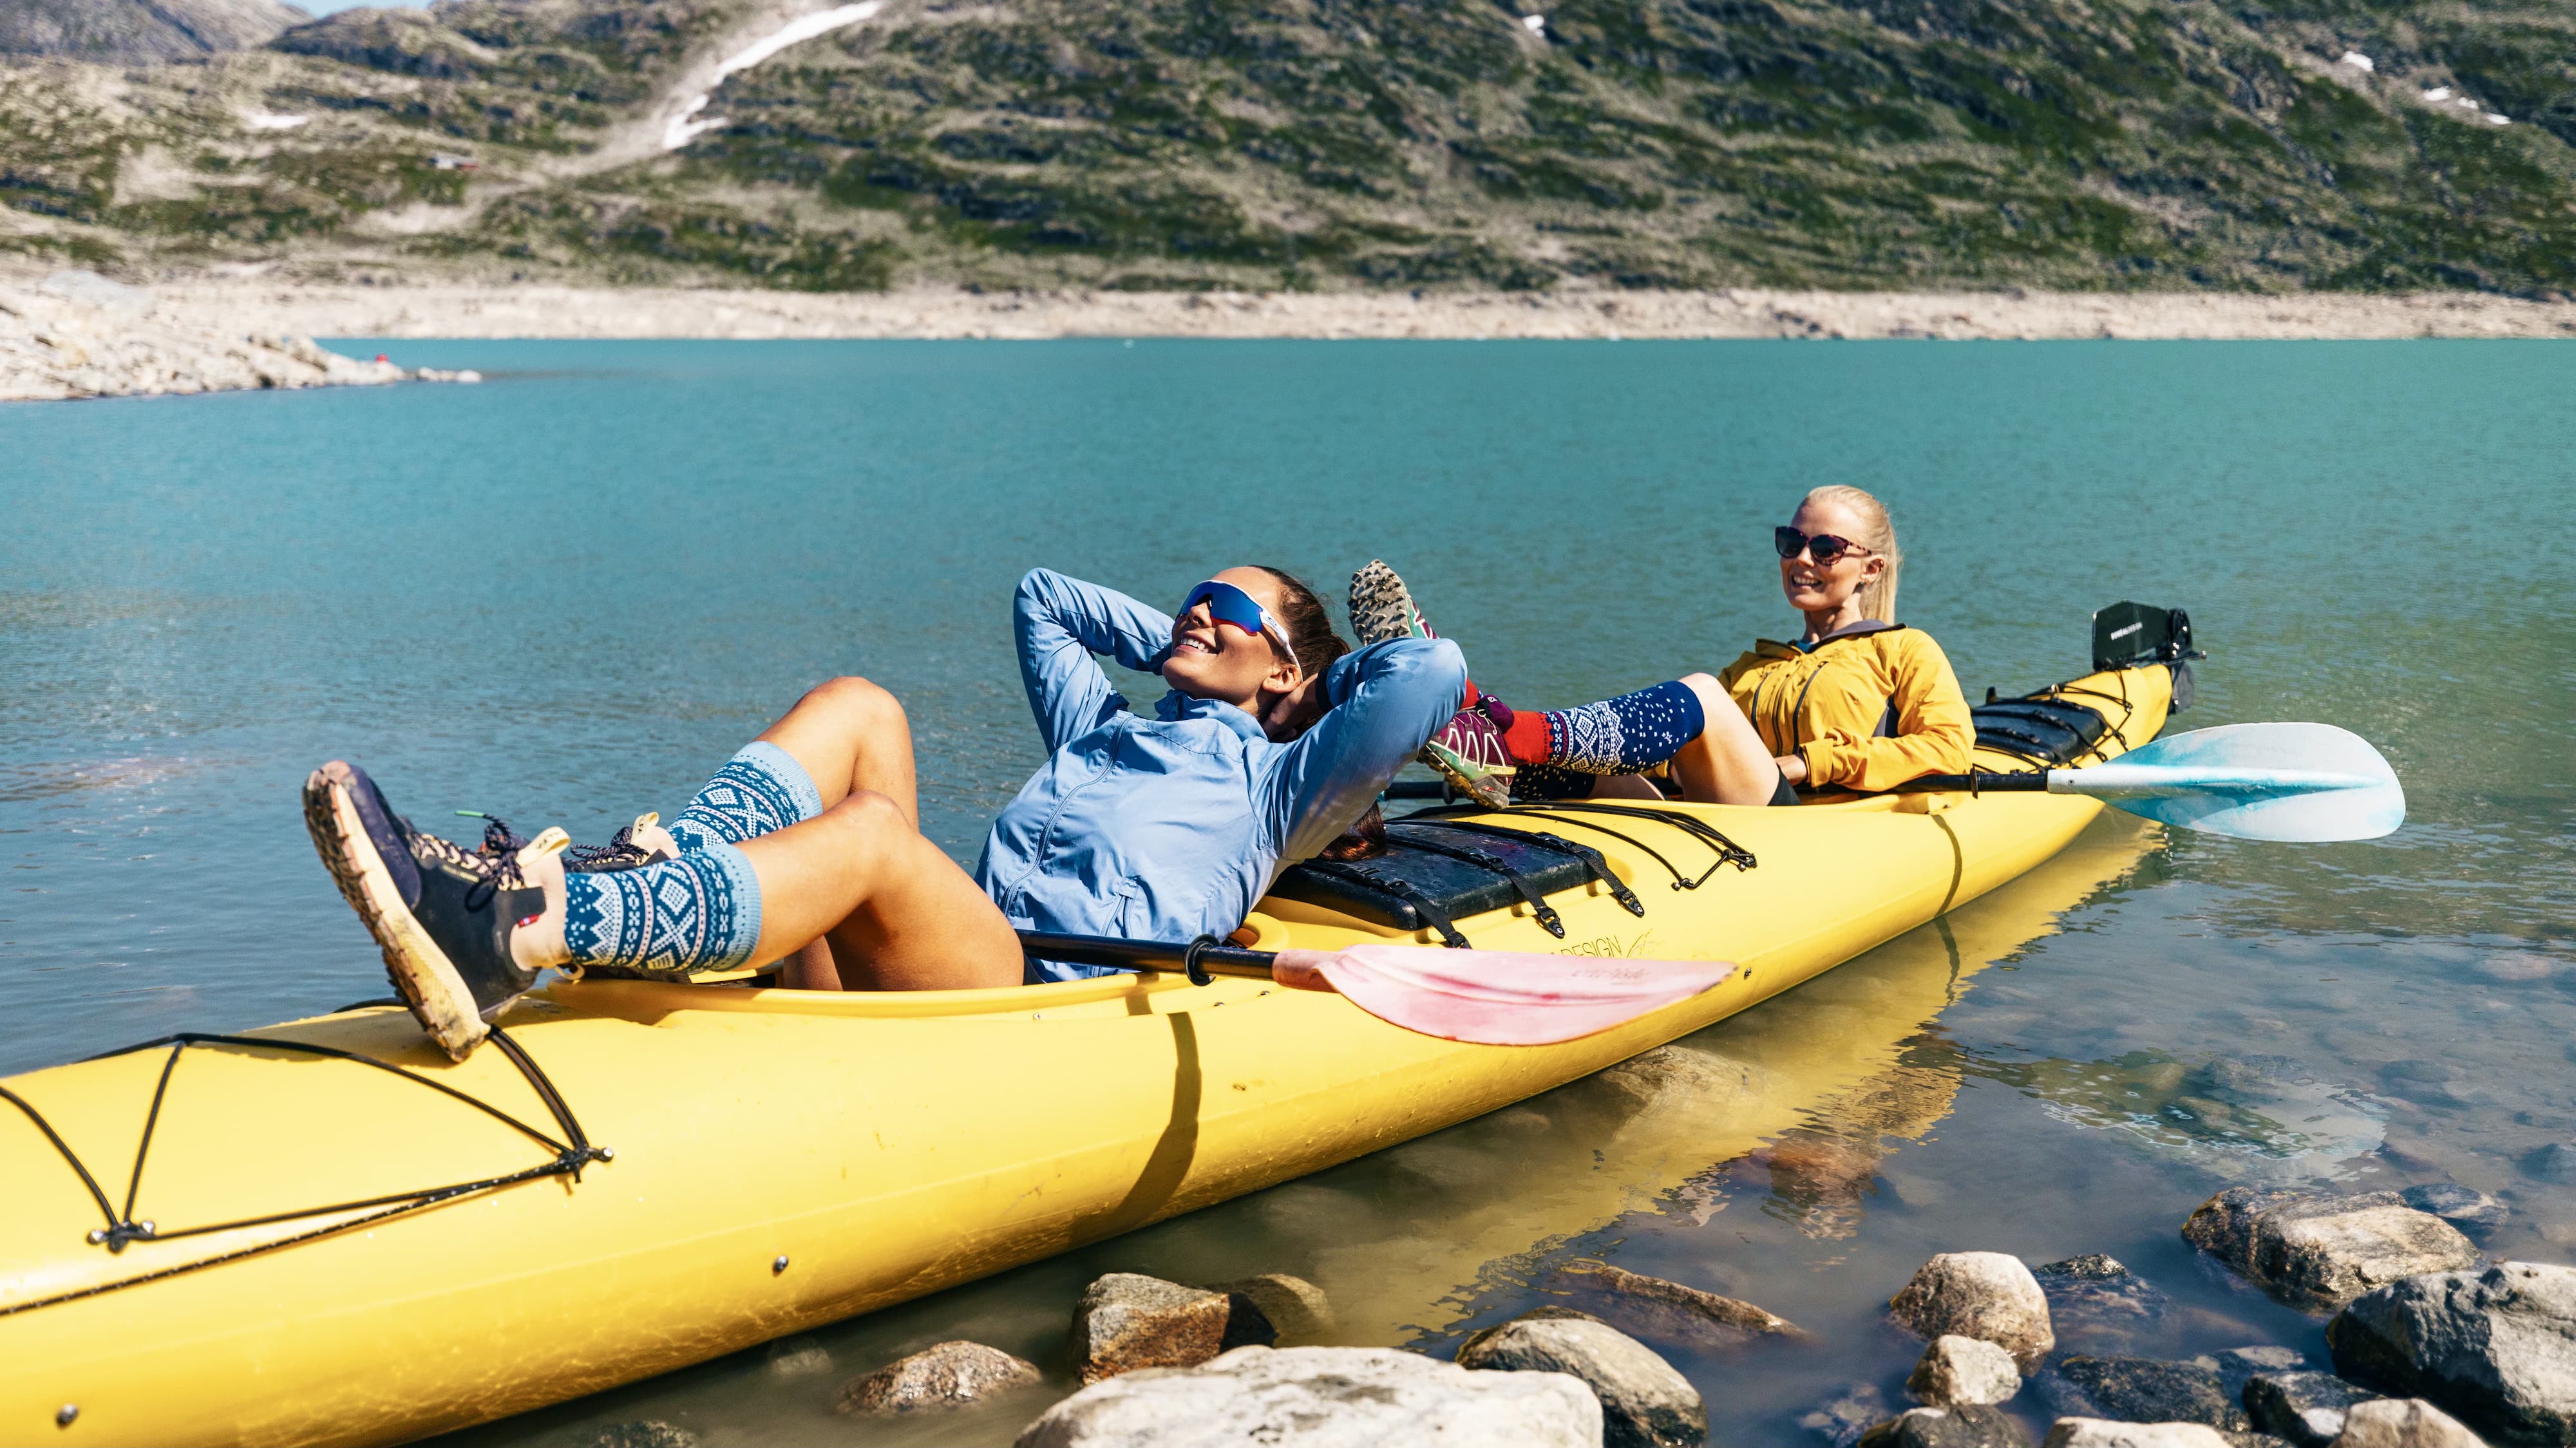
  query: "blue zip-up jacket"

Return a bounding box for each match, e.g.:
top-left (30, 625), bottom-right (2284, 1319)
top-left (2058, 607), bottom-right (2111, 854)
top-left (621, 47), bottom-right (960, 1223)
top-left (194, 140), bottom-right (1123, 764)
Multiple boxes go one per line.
top-left (976, 569), bottom-right (1468, 982)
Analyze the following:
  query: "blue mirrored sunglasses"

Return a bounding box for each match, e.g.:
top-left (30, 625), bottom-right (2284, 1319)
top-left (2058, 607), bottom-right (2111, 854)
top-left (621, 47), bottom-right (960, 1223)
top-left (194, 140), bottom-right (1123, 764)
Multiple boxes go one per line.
top-left (1180, 580), bottom-right (1300, 676)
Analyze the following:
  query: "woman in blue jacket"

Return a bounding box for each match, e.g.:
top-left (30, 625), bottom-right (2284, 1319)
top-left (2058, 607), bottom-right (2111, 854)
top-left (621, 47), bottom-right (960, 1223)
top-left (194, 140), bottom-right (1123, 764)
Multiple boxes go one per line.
top-left (303, 565), bottom-right (1467, 1058)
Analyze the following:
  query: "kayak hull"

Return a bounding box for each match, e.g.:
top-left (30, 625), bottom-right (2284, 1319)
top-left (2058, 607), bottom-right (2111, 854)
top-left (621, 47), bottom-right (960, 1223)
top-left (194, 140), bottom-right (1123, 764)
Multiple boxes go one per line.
top-left (0, 666), bottom-right (2171, 1446)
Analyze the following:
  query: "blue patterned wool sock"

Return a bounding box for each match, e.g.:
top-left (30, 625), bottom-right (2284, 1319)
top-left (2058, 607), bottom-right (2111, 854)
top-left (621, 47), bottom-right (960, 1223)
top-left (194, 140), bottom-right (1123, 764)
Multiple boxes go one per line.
top-left (562, 842), bottom-right (764, 975)
top-left (667, 741), bottom-right (824, 852)
top-left (1544, 681), bottom-right (1707, 775)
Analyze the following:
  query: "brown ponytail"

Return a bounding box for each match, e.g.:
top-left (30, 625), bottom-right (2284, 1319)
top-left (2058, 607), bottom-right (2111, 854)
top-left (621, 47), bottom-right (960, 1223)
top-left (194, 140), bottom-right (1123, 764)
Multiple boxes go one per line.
top-left (1251, 566), bottom-right (1390, 858)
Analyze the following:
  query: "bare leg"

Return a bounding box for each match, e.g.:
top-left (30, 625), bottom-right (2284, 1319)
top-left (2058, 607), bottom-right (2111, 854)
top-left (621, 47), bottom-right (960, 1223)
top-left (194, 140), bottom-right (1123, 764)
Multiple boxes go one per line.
top-left (777, 937), bottom-right (842, 991)
top-left (737, 792), bottom-right (1024, 989)
top-left (1671, 673), bottom-right (1786, 806)
top-left (736, 676), bottom-right (1025, 988)
top-left (755, 675), bottom-right (921, 824)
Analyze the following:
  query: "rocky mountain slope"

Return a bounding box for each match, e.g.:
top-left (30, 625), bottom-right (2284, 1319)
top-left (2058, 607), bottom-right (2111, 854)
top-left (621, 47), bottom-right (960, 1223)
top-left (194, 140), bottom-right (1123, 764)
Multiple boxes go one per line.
top-left (1, 0), bottom-right (310, 61)
top-left (2, 0), bottom-right (2572, 294)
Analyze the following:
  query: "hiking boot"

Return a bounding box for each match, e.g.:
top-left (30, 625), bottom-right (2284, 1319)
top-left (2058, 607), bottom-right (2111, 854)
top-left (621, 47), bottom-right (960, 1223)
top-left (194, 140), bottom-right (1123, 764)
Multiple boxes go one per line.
top-left (1424, 697), bottom-right (1518, 809)
top-left (302, 761), bottom-right (561, 1060)
top-left (1348, 559), bottom-right (1432, 647)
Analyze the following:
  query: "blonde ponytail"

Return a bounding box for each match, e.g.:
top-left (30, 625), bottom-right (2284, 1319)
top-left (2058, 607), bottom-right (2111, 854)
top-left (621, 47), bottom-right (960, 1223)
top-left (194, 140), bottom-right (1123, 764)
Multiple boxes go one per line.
top-left (1801, 484), bottom-right (1902, 622)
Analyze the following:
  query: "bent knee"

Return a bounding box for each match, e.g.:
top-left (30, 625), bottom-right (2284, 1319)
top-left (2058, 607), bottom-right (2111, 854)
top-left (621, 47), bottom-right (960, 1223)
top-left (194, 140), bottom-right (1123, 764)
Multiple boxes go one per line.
top-left (1676, 672), bottom-right (1730, 713)
top-left (820, 787), bottom-right (909, 831)
top-left (793, 675), bottom-right (907, 729)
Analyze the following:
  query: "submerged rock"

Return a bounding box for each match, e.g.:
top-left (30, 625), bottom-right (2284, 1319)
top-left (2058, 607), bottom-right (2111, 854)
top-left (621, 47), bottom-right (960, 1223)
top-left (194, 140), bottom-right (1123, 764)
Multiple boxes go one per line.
top-left (2244, 1371), bottom-right (2384, 1447)
top-left (2214, 1348), bottom-right (2315, 1395)
top-left (2036, 1256), bottom-right (2174, 1354)
top-left (1207, 1274), bottom-right (1334, 1344)
top-left (1011, 1345), bottom-right (1601, 1447)
top-left (835, 1340), bottom-right (1043, 1416)
top-left (1074, 1273), bottom-right (1273, 1384)
top-left (2398, 1187), bottom-right (2508, 1236)
top-left (1457, 1310), bottom-right (1706, 1447)
top-left (2326, 1261), bottom-right (2576, 1445)
top-left (2182, 1190), bottom-right (2482, 1312)
top-left (1806, 1385), bottom-right (1896, 1448)
top-left (587, 1425), bottom-right (696, 1448)
top-left (1911, 1335), bottom-right (2024, 1407)
top-left (1892, 1254), bottom-right (2058, 1371)
top-left (1859, 1405), bottom-right (2034, 1447)
top-left (2328, 1398), bottom-right (2487, 1447)
top-left (2519, 1146), bottom-right (2576, 1187)
top-left (1560, 1259), bottom-right (1806, 1345)
top-left (2041, 1422), bottom-right (2233, 1448)
top-left (765, 1335), bottom-right (833, 1377)
top-left (2039, 1355), bottom-right (2248, 1433)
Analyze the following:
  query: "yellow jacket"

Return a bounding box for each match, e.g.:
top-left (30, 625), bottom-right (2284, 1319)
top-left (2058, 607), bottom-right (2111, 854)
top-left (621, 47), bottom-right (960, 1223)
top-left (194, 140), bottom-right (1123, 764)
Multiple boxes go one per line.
top-left (1718, 623), bottom-right (1975, 792)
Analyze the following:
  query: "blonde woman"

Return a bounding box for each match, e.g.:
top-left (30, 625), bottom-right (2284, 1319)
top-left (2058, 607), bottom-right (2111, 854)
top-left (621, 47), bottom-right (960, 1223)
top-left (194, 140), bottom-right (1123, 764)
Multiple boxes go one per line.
top-left (1392, 485), bottom-right (1973, 805)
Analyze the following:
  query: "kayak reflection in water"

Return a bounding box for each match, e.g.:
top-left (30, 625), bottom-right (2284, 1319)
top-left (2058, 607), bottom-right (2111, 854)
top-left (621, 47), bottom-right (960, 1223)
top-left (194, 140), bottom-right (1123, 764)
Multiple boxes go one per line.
top-left (1395, 484), bottom-right (1973, 808)
top-left (301, 565), bottom-right (1466, 1060)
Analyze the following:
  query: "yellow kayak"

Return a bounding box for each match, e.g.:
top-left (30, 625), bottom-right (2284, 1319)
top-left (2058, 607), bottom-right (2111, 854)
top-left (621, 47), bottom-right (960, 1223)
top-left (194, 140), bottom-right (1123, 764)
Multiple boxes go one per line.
top-left (0, 663), bottom-right (2174, 1447)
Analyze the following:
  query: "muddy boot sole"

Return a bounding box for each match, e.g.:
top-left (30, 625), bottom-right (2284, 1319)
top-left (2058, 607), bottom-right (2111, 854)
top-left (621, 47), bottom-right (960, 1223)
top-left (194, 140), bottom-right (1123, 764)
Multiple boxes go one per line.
top-left (1348, 559), bottom-right (1425, 648)
top-left (1420, 738), bottom-right (1515, 809)
top-left (302, 761), bottom-right (488, 1061)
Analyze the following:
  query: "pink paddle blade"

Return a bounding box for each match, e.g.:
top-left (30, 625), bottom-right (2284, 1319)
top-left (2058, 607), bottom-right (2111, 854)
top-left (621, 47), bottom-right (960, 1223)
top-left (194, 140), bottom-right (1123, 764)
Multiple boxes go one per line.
top-left (1272, 945), bottom-right (1735, 1046)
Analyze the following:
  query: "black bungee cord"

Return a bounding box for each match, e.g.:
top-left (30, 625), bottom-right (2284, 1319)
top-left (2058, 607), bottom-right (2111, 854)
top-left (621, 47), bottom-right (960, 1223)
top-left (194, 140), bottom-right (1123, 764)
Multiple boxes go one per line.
top-left (0, 1021), bottom-right (609, 1318)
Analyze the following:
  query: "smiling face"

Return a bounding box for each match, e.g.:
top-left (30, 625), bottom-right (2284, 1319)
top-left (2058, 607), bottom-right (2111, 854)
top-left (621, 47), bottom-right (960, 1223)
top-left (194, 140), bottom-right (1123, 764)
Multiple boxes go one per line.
top-left (1779, 494), bottom-right (1888, 618)
top-left (1162, 565), bottom-right (1303, 710)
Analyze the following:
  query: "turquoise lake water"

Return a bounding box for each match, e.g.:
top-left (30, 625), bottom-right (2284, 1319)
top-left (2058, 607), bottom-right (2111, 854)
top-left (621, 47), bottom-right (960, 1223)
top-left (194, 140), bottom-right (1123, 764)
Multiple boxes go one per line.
top-left (3, 339), bottom-right (2571, 1445)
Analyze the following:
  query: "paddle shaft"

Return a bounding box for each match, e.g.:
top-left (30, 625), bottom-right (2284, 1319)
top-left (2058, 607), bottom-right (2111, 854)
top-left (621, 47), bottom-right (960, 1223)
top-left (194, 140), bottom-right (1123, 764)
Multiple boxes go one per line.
top-left (1016, 929), bottom-right (1271, 984)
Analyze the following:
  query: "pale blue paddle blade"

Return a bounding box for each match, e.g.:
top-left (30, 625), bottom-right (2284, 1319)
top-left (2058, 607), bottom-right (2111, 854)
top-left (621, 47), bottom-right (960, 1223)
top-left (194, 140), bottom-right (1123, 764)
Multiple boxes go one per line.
top-left (2052, 723), bottom-right (2407, 843)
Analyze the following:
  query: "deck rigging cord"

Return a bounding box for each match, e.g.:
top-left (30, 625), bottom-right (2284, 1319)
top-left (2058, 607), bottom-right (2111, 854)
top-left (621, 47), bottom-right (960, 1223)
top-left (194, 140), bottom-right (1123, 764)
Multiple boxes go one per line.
top-left (0, 1022), bottom-right (607, 1318)
top-left (1419, 798), bottom-right (1757, 889)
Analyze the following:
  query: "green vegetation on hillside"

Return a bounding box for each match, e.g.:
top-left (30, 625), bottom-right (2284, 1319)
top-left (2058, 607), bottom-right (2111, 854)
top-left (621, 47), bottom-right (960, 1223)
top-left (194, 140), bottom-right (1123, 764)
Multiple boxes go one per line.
top-left (3, 0), bottom-right (2573, 292)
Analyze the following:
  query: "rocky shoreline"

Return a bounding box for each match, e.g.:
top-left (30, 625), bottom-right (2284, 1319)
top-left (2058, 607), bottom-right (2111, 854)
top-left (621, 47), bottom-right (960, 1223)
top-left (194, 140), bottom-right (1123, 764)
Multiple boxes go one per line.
top-left (582, 1178), bottom-right (2570, 1448)
top-left (0, 272), bottom-right (477, 402)
top-left (7, 276), bottom-right (2570, 400)
top-left (19, 276), bottom-right (2576, 348)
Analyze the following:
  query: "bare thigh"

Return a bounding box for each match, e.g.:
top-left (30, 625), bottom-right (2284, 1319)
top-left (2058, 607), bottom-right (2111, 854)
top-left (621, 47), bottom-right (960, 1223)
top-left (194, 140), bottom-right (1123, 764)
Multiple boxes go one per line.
top-left (739, 795), bottom-right (1023, 990)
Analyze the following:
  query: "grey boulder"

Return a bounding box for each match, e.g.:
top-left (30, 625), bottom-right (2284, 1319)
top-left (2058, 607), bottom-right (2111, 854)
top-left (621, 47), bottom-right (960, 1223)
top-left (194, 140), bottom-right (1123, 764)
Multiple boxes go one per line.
top-left (2038, 1356), bottom-right (2246, 1433)
top-left (1859, 1406), bottom-right (2034, 1447)
top-left (2244, 1371), bottom-right (2384, 1448)
top-left (1891, 1254), bottom-right (2058, 1371)
top-left (1207, 1274), bottom-right (1334, 1344)
top-left (2182, 1190), bottom-right (2481, 1312)
top-left (2329, 1398), bottom-right (2488, 1447)
top-left (2215, 1349), bottom-right (2316, 1399)
top-left (1012, 1344), bottom-right (1602, 1448)
top-left (1459, 1310), bottom-right (1705, 1447)
top-left (1912, 1335), bottom-right (2025, 1407)
top-left (835, 1340), bottom-right (1043, 1415)
top-left (1073, 1273), bottom-right (1274, 1384)
top-left (2327, 1262), bottom-right (2576, 1445)
top-left (2041, 1422), bottom-right (2233, 1447)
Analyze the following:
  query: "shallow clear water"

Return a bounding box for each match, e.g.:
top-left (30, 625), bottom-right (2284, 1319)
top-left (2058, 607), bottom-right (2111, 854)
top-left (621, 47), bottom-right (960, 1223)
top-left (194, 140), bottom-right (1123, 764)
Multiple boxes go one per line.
top-left (4, 339), bottom-right (2571, 1445)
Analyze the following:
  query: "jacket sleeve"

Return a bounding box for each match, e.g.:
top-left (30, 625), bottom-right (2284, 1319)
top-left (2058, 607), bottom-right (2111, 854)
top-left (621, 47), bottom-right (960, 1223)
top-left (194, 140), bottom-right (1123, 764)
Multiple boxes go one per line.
top-left (1262, 637), bottom-right (1469, 865)
top-left (1799, 632), bottom-right (1976, 791)
top-left (1013, 568), bottom-right (1178, 756)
